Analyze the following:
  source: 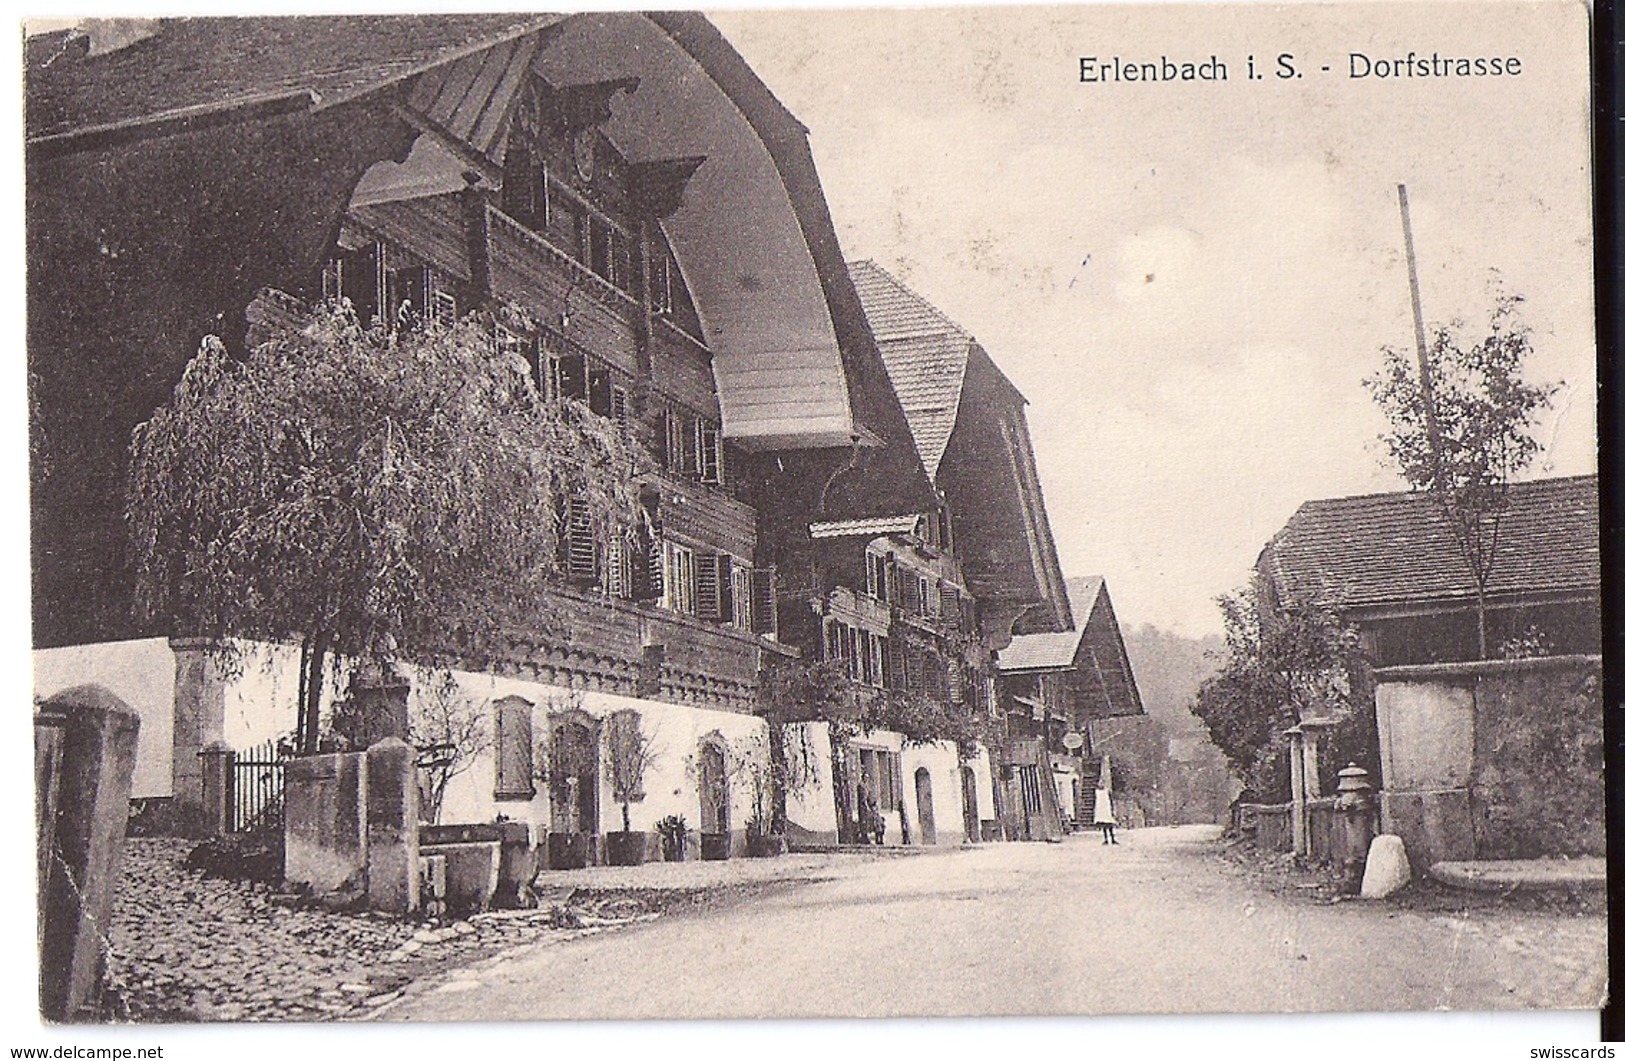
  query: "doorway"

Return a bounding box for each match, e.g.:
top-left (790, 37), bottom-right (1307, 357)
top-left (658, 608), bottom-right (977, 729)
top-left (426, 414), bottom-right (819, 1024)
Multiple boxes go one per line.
top-left (914, 767), bottom-right (937, 845)
top-left (961, 767), bottom-right (980, 842)
top-left (698, 739), bottom-right (731, 859)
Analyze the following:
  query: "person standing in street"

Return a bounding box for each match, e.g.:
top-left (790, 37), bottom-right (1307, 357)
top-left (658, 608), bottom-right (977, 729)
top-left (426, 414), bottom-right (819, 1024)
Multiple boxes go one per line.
top-left (1095, 785), bottom-right (1118, 844)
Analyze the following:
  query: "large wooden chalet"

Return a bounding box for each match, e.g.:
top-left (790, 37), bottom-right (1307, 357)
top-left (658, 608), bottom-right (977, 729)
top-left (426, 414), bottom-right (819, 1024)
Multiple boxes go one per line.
top-left (28, 14), bottom-right (940, 860)
top-left (829, 261), bottom-right (1096, 844)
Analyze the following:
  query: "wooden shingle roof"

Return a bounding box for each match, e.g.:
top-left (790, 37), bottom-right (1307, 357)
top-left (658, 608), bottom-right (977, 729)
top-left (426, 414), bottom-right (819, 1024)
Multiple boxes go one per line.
top-left (848, 260), bottom-right (975, 481)
top-left (26, 16), bottom-right (556, 146)
top-left (1260, 475), bottom-right (1599, 613)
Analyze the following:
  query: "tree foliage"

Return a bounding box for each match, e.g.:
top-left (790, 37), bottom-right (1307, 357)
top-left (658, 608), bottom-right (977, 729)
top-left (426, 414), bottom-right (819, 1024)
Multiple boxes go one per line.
top-left (127, 302), bottom-right (650, 745)
top-left (1364, 289), bottom-right (1559, 656)
top-left (1192, 575), bottom-right (1365, 801)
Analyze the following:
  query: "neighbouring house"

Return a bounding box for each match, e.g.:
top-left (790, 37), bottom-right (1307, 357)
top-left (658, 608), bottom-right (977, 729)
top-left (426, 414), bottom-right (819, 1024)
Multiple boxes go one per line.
top-left (1258, 475), bottom-right (1600, 666)
top-left (28, 14), bottom-right (941, 868)
top-left (801, 261), bottom-right (1086, 845)
top-left (995, 577), bottom-right (1145, 839)
top-left (1254, 475), bottom-right (1602, 866)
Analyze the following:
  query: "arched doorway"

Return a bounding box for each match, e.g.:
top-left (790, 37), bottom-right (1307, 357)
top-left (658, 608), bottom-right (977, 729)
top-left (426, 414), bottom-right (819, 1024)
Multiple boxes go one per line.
top-left (698, 738), bottom-right (731, 860)
top-left (547, 713), bottom-right (600, 869)
top-left (914, 767), bottom-right (937, 845)
top-left (961, 767), bottom-right (980, 842)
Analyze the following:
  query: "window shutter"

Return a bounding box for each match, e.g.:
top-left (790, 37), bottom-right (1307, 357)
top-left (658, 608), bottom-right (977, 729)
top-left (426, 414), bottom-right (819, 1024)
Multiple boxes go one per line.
top-left (493, 697), bottom-right (535, 800)
top-left (752, 566), bottom-right (778, 637)
top-left (633, 530), bottom-right (663, 602)
top-left (942, 586), bottom-right (961, 628)
top-left (902, 572), bottom-right (920, 615)
top-left (696, 554), bottom-right (721, 620)
top-left (564, 496), bottom-right (597, 585)
top-left (609, 385), bottom-right (632, 426)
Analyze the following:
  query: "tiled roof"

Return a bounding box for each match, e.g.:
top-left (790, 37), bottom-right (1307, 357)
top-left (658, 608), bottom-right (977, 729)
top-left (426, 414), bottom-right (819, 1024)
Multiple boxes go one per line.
top-left (1261, 475), bottom-right (1599, 612)
top-left (848, 260), bottom-right (972, 481)
top-left (997, 630), bottom-right (1084, 673)
top-left (27, 15), bottom-right (555, 142)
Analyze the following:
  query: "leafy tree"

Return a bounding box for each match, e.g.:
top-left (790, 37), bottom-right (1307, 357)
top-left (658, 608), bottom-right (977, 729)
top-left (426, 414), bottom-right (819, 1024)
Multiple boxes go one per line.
top-left (1193, 574), bottom-right (1365, 801)
top-left (1364, 290), bottom-right (1559, 658)
top-left (127, 302), bottom-right (649, 751)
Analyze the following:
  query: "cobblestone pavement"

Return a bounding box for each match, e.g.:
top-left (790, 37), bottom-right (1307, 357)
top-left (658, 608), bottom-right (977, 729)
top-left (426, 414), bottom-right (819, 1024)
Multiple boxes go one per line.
top-left (105, 838), bottom-right (812, 1022)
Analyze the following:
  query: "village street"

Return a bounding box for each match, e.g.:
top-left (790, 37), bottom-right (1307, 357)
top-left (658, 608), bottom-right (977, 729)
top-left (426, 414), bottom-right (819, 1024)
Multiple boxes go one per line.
top-left (380, 827), bottom-right (1605, 1020)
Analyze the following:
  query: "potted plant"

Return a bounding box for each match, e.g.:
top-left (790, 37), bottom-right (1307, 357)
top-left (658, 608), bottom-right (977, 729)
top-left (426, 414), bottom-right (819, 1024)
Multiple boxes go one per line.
top-left (745, 817), bottom-right (787, 858)
top-left (604, 709), bottom-right (657, 866)
top-left (656, 814), bottom-right (691, 862)
top-left (741, 725), bottom-right (809, 858)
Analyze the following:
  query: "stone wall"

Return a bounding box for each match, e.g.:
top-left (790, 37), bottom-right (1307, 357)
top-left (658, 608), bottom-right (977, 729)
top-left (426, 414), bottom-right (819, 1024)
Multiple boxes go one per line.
top-left (1374, 655), bottom-right (1602, 866)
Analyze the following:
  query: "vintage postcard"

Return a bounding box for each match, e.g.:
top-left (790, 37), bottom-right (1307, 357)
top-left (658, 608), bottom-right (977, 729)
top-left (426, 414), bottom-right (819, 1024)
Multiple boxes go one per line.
top-left (18, 0), bottom-right (1603, 1048)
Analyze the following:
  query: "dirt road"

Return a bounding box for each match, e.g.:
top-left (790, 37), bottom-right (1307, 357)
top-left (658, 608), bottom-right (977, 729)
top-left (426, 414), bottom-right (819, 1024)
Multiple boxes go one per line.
top-left (383, 826), bottom-right (1605, 1020)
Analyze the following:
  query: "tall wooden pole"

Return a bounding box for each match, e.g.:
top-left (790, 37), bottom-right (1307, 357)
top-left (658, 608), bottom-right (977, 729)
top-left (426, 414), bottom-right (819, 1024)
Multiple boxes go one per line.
top-left (1398, 184), bottom-right (1448, 490)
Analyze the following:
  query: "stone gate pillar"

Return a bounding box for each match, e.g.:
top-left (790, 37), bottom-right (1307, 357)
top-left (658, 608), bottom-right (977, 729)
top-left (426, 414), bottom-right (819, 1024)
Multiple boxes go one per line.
top-left (169, 638), bottom-right (227, 810)
top-left (37, 686), bottom-right (140, 1021)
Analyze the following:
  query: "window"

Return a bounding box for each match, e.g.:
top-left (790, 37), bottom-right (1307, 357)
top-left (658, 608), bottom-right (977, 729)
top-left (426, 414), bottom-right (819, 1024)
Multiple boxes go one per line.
top-left (650, 250), bottom-right (674, 315)
top-left (865, 551), bottom-right (890, 602)
top-left (698, 420), bottom-right (724, 485)
top-left (867, 633), bottom-right (887, 688)
top-left (730, 564), bottom-right (754, 630)
top-left (493, 696), bottom-right (536, 801)
top-left (662, 540), bottom-right (696, 615)
top-left (502, 142), bottom-right (549, 230)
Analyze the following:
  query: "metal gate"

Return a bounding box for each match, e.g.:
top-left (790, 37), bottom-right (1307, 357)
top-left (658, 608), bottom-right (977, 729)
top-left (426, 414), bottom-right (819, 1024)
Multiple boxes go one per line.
top-left (231, 739), bottom-right (286, 834)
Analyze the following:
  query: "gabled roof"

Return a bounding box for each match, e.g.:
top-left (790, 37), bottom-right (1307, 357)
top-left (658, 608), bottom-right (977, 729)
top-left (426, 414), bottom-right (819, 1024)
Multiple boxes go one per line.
top-left (1260, 475), bottom-right (1599, 613)
top-left (26, 16), bottom-right (556, 146)
top-left (996, 575), bottom-right (1143, 717)
top-left (848, 260), bottom-right (975, 481)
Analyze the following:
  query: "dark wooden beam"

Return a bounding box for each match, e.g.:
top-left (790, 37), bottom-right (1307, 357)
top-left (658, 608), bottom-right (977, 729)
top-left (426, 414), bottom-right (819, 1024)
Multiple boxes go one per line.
top-left (628, 156), bottom-right (707, 219)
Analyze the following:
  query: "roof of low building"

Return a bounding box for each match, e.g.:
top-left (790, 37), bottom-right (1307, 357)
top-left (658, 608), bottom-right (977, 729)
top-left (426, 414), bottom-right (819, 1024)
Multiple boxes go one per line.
top-left (1260, 474), bottom-right (1599, 612)
top-left (997, 629), bottom-right (1086, 673)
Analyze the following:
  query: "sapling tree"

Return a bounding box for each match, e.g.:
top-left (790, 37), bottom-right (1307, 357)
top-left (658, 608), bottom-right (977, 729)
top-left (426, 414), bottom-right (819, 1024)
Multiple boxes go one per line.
top-left (409, 679), bottom-right (492, 825)
top-left (1364, 290), bottom-right (1559, 658)
top-left (605, 708), bottom-right (658, 834)
top-left (127, 302), bottom-right (649, 750)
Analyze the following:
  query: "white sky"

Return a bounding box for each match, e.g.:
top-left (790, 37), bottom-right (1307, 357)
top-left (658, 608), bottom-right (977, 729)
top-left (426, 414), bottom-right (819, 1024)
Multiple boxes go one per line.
top-left (711, 1), bottom-right (1598, 637)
